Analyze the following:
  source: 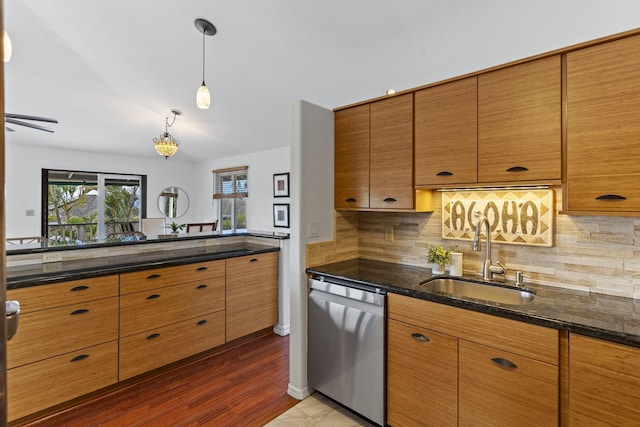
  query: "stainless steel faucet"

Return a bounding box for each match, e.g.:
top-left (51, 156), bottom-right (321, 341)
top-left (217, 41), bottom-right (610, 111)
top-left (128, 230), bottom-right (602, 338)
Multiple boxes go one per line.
top-left (473, 214), bottom-right (507, 280)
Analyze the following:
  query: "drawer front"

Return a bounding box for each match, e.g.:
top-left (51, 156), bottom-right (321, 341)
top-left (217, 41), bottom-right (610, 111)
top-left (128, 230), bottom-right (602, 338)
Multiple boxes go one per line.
top-left (7, 297), bottom-right (119, 369)
top-left (387, 319), bottom-right (458, 427)
top-left (119, 310), bottom-right (226, 380)
top-left (7, 341), bottom-right (118, 422)
top-left (120, 277), bottom-right (225, 337)
top-left (388, 293), bottom-right (558, 364)
top-left (7, 275), bottom-right (118, 313)
top-left (566, 175), bottom-right (640, 212)
top-left (120, 259), bottom-right (225, 294)
top-left (459, 340), bottom-right (558, 427)
top-left (226, 252), bottom-right (278, 278)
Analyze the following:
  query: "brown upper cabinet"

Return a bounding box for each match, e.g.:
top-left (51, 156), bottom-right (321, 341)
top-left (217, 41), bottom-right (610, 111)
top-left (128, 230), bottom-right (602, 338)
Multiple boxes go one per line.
top-left (414, 56), bottom-right (562, 188)
top-left (335, 93), bottom-right (432, 211)
top-left (415, 76), bottom-right (478, 187)
top-left (477, 55), bottom-right (562, 184)
top-left (564, 34), bottom-right (640, 214)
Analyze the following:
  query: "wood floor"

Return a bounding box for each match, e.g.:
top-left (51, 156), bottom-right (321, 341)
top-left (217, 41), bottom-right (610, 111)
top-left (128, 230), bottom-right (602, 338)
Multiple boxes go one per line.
top-left (14, 331), bottom-right (298, 427)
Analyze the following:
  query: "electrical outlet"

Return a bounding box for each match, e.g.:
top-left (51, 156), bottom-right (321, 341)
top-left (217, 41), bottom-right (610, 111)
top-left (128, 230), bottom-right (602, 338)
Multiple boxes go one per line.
top-left (25, 209), bottom-right (35, 217)
top-left (42, 262), bottom-right (62, 273)
top-left (43, 252), bottom-right (63, 263)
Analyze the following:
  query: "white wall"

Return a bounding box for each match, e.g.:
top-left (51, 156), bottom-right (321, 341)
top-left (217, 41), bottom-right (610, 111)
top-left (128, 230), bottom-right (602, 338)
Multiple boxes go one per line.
top-left (5, 143), bottom-right (196, 237)
top-left (288, 100), bottom-right (334, 399)
top-left (192, 146), bottom-right (290, 230)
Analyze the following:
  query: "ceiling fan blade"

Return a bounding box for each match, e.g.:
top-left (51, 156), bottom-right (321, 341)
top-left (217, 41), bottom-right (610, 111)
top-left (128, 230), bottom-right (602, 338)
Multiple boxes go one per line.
top-left (6, 118), bottom-right (55, 133)
top-left (6, 126), bottom-right (15, 132)
top-left (5, 113), bottom-right (58, 124)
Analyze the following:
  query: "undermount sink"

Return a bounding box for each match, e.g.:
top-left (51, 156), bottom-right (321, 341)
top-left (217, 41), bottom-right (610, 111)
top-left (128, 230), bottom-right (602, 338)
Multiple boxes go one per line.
top-left (421, 277), bottom-right (536, 306)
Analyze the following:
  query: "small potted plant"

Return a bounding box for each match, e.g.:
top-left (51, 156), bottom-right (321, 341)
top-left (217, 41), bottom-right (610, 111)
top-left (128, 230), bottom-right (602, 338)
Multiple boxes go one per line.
top-left (427, 244), bottom-right (451, 275)
top-left (166, 222), bottom-right (186, 234)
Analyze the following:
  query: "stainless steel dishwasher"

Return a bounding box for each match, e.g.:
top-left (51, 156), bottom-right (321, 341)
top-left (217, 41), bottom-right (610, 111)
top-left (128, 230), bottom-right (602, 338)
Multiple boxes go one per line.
top-left (308, 277), bottom-right (385, 426)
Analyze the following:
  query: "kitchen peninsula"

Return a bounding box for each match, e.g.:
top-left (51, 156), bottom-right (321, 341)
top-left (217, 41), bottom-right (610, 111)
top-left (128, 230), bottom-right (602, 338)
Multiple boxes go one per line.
top-left (5, 231), bottom-right (288, 423)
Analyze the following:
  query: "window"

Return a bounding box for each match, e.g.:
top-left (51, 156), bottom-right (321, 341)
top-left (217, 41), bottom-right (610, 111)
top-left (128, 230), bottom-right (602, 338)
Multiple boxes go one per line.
top-left (213, 166), bottom-right (248, 233)
top-left (43, 169), bottom-right (146, 243)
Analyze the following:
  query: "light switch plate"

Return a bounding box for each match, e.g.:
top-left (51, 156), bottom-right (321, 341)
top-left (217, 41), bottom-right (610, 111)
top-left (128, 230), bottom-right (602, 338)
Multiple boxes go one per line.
top-left (309, 221), bottom-right (320, 238)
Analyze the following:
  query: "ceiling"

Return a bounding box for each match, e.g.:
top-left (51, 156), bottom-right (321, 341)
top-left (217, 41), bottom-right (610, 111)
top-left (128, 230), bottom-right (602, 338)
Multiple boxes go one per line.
top-left (4, 1), bottom-right (637, 162)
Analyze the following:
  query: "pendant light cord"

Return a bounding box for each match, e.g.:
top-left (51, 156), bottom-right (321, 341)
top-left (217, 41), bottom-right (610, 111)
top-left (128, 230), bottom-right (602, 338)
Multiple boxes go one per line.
top-left (202, 31), bottom-right (206, 86)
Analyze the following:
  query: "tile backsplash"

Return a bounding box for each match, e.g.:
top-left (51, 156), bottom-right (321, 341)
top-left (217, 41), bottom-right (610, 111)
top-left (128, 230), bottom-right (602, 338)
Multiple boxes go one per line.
top-left (307, 188), bottom-right (640, 298)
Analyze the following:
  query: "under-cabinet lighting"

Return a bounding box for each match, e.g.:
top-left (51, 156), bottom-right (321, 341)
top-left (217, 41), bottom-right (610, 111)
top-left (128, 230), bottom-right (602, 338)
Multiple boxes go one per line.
top-left (435, 185), bottom-right (550, 192)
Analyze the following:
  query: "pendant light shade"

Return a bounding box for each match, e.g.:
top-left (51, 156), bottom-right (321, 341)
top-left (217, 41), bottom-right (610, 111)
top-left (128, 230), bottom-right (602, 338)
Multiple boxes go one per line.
top-left (153, 110), bottom-right (182, 159)
top-left (196, 82), bottom-right (210, 109)
top-left (4, 30), bottom-right (12, 62)
top-left (194, 19), bottom-right (216, 109)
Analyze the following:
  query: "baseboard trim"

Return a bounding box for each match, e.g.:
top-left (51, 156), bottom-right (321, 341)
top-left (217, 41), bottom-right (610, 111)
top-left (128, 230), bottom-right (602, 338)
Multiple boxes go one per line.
top-left (273, 323), bottom-right (290, 336)
top-left (287, 383), bottom-right (311, 400)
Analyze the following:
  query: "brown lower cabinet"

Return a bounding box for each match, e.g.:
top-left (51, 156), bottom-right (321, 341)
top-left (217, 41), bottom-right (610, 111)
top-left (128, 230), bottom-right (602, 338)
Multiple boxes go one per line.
top-left (6, 252), bottom-right (279, 423)
top-left (569, 334), bottom-right (640, 426)
top-left (387, 293), bottom-right (559, 427)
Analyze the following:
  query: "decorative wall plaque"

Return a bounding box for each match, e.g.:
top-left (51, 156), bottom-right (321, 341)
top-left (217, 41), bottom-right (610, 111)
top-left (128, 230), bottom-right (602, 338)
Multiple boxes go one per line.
top-left (442, 189), bottom-right (554, 247)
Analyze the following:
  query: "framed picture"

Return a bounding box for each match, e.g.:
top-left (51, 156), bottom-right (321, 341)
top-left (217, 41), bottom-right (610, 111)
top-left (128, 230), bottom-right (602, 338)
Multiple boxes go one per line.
top-left (273, 203), bottom-right (290, 228)
top-left (273, 172), bottom-right (290, 198)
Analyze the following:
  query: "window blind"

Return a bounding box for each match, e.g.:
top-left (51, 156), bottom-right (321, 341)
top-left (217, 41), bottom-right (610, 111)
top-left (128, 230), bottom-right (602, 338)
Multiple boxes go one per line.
top-left (212, 166), bottom-right (248, 199)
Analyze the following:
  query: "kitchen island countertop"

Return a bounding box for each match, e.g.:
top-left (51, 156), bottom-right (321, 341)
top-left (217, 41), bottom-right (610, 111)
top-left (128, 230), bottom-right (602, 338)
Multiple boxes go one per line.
top-left (306, 258), bottom-right (640, 348)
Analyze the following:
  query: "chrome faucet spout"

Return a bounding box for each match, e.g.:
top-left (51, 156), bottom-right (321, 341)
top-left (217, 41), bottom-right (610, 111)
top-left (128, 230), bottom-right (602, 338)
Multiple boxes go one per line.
top-left (473, 214), bottom-right (506, 280)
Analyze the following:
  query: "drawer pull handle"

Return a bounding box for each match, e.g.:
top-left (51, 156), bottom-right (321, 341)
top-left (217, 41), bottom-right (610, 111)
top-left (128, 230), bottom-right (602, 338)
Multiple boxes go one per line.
top-left (383, 197), bottom-right (397, 203)
top-left (491, 357), bottom-right (518, 370)
top-left (146, 333), bottom-right (160, 340)
top-left (70, 309), bottom-right (89, 315)
top-left (70, 354), bottom-right (89, 362)
top-left (197, 284), bottom-right (208, 289)
top-left (197, 319), bottom-right (208, 326)
top-left (345, 198), bottom-right (357, 203)
top-left (70, 285), bottom-right (89, 292)
top-left (595, 194), bottom-right (627, 201)
top-left (147, 274), bottom-right (161, 280)
top-left (411, 333), bottom-right (430, 343)
top-left (250, 258), bottom-right (259, 263)
top-left (146, 294), bottom-right (161, 300)
top-left (506, 166), bottom-right (529, 173)
top-left (197, 266), bottom-right (208, 271)
top-left (436, 171), bottom-right (454, 176)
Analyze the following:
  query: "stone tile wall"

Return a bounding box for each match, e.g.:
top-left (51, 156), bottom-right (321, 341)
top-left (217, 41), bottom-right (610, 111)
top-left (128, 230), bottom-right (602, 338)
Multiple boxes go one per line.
top-left (308, 188), bottom-right (640, 298)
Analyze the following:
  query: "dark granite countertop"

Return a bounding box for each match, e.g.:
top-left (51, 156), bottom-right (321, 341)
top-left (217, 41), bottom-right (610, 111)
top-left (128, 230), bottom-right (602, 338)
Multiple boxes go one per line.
top-left (7, 243), bottom-right (279, 290)
top-left (306, 258), bottom-right (640, 348)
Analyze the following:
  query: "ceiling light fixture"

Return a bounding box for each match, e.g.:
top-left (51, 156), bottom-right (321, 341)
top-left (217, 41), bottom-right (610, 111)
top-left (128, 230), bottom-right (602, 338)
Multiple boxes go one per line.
top-left (194, 18), bottom-right (217, 109)
top-left (153, 109), bottom-right (182, 159)
top-left (4, 30), bottom-right (12, 62)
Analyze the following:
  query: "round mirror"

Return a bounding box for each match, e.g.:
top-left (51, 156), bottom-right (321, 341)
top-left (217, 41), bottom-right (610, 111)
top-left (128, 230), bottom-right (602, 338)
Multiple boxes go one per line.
top-left (158, 187), bottom-right (189, 218)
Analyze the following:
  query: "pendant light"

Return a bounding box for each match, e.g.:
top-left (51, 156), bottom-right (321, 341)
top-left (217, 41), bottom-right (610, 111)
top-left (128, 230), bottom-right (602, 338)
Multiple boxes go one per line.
top-left (153, 109), bottom-right (182, 159)
top-left (4, 30), bottom-right (12, 62)
top-left (194, 18), bottom-right (217, 109)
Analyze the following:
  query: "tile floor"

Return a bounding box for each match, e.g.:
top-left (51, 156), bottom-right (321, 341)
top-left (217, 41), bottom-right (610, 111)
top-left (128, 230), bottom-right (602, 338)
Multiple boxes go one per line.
top-left (264, 393), bottom-right (377, 427)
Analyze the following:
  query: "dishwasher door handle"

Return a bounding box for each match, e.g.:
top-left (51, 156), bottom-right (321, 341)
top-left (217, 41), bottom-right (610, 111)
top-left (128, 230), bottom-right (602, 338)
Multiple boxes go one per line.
top-left (309, 289), bottom-right (384, 316)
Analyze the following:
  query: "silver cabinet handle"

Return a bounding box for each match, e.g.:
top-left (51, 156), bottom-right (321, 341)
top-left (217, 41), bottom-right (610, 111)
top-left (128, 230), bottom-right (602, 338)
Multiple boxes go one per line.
top-left (411, 333), bottom-right (430, 343)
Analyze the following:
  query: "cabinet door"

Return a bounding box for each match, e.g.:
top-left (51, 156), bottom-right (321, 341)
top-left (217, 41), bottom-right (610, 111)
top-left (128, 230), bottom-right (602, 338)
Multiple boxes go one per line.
top-left (459, 340), bottom-right (558, 427)
top-left (387, 319), bottom-right (458, 427)
top-left (370, 93), bottom-right (414, 209)
top-left (120, 277), bottom-right (225, 337)
top-left (119, 311), bottom-right (225, 380)
top-left (7, 341), bottom-right (118, 422)
top-left (226, 252), bottom-right (278, 341)
top-left (7, 275), bottom-right (118, 313)
top-left (7, 297), bottom-right (118, 369)
top-left (569, 334), bottom-right (640, 426)
top-left (415, 77), bottom-right (478, 187)
top-left (565, 34), bottom-right (640, 212)
top-left (478, 55), bottom-right (561, 183)
top-left (334, 104), bottom-right (370, 209)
